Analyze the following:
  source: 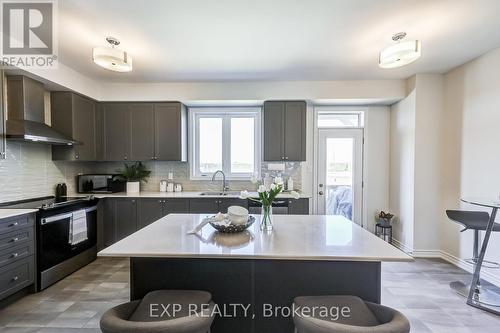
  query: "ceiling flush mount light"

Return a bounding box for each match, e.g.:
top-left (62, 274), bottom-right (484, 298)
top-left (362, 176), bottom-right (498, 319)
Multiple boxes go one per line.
top-left (93, 37), bottom-right (133, 72)
top-left (379, 32), bottom-right (421, 69)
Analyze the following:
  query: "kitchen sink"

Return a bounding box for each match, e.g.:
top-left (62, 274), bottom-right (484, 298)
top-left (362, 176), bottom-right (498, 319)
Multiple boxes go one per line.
top-left (199, 191), bottom-right (241, 196)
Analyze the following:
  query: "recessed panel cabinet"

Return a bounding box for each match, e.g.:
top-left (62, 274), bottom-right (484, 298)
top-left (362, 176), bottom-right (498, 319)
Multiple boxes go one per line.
top-left (102, 102), bottom-right (187, 162)
top-left (263, 101), bottom-right (306, 161)
top-left (51, 92), bottom-right (97, 161)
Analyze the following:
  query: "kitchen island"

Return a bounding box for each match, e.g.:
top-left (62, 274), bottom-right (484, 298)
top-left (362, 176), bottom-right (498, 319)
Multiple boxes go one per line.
top-left (99, 214), bottom-right (411, 332)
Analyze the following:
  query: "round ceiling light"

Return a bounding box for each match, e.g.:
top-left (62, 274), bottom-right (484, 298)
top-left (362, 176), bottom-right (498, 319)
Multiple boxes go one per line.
top-left (93, 37), bottom-right (133, 72)
top-left (379, 32), bottom-right (421, 69)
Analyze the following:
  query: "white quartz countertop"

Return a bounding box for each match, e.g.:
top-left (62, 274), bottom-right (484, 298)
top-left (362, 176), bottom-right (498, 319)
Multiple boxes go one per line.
top-left (99, 214), bottom-right (412, 262)
top-left (0, 209), bottom-right (38, 219)
top-left (70, 191), bottom-right (311, 199)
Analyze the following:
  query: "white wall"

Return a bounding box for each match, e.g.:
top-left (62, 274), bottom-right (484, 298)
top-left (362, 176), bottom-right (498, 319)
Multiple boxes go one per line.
top-left (413, 74), bottom-right (444, 253)
top-left (441, 47), bottom-right (500, 282)
top-left (363, 106), bottom-right (391, 232)
top-left (389, 88), bottom-right (416, 251)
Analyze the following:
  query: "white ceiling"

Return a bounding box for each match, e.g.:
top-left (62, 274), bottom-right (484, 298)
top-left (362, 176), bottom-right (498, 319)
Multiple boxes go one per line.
top-left (58, 0), bottom-right (500, 82)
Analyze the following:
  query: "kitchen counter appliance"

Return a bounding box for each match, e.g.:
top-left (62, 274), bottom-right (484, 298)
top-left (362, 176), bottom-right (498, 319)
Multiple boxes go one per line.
top-left (77, 174), bottom-right (125, 193)
top-left (0, 195), bottom-right (99, 290)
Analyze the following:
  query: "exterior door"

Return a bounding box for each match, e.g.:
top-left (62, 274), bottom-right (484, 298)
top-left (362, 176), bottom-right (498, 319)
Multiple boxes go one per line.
top-left (317, 129), bottom-right (363, 224)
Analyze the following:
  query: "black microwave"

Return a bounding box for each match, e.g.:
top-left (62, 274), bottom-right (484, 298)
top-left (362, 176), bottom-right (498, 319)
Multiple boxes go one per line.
top-left (77, 174), bottom-right (125, 193)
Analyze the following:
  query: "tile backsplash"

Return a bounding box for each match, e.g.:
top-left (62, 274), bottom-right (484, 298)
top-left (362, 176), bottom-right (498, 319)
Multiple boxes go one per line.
top-left (92, 161), bottom-right (302, 192)
top-left (0, 142), bottom-right (94, 202)
top-left (0, 143), bottom-right (302, 202)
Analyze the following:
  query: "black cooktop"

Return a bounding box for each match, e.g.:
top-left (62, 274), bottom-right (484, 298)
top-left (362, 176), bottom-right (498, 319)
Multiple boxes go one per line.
top-left (0, 196), bottom-right (94, 210)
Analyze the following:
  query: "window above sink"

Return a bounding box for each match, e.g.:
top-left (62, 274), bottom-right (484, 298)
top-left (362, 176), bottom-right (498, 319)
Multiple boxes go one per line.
top-left (189, 107), bottom-right (261, 180)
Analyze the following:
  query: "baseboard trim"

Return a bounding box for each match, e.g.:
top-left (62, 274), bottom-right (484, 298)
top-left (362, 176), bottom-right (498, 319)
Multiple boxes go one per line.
top-left (390, 239), bottom-right (500, 286)
top-left (391, 238), bottom-right (413, 254)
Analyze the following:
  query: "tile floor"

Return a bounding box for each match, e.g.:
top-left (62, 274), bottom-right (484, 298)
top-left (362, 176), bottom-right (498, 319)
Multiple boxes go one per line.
top-left (0, 258), bottom-right (499, 332)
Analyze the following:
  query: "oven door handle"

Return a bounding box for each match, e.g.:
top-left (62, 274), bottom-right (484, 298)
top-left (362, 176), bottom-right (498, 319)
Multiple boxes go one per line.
top-left (40, 206), bottom-right (97, 225)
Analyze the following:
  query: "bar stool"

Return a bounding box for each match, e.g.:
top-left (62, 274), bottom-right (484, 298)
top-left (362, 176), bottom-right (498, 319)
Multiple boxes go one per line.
top-left (100, 290), bottom-right (216, 333)
top-left (293, 295), bottom-right (410, 333)
top-left (446, 210), bottom-right (500, 306)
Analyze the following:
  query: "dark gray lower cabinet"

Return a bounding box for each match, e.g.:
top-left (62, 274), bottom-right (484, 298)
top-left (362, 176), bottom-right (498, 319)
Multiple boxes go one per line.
top-left (288, 198), bottom-right (309, 215)
top-left (0, 213), bottom-right (35, 302)
top-left (137, 199), bottom-right (164, 230)
top-left (137, 199), bottom-right (190, 229)
top-left (189, 199), bottom-right (219, 214)
top-left (101, 197), bottom-right (309, 248)
top-left (189, 198), bottom-right (247, 214)
top-left (102, 198), bottom-right (138, 247)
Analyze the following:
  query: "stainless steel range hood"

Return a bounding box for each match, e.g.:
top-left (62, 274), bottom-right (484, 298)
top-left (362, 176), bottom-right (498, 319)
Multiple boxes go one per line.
top-left (6, 118), bottom-right (78, 145)
top-left (5, 75), bottom-right (78, 145)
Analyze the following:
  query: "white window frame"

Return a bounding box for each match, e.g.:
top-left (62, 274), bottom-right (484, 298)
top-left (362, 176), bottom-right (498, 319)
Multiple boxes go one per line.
top-left (189, 107), bottom-right (261, 180)
top-left (315, 107), bottom-right (365, 129)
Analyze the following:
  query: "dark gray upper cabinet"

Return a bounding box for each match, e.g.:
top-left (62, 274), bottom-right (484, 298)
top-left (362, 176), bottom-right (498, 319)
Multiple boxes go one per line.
top-left (51, 92), bottom-right (97, 161)
top-left (263, 101), bottom-right (285, 161)
top-left (154, 103), bottom-right (187, 161)
top-left (130, 103), bottom-right (155, 161)
top-left (263, 100), bottom-right (306, 161)
top-left (101, 102), bottom-right (187, 162)
top-left (103, 103), bottom-right (131, 161)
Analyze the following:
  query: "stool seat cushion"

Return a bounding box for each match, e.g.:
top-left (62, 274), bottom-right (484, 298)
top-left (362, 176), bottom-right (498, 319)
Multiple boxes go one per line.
top-left (129, 290), bottom-right (212, 322)
top-left (294, 295), bottom-right (379, 327)
top-left (293, 295), bottom-right (410, 333)
top-left (446, 210), bottom-right (500, 231)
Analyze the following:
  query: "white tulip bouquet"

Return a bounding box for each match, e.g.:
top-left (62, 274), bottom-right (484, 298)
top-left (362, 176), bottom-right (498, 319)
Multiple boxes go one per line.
top-left (240, 176), bottom-right (300, 231)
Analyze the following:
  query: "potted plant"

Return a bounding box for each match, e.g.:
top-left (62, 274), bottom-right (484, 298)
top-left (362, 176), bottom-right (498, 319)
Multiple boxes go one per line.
top-left (377, 211), bottom-right (394, 227)
top-left (240, 176), bottom-right (300, 231)
top-left (118, 162), bottom-right (151, 193)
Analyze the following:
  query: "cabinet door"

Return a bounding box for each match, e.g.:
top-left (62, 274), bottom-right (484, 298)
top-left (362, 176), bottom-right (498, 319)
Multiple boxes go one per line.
top-left (218, 199), bottom-right (248, 213)
top-left (103, 103), bottom-right (130, 161)
top-left (137, 199), bottom-right (164, 229)
top-left (130, 103), bottom-right (155, 161)
top-left (189, 199), bottom-right (220, 214)
top-left (154, 103), bottom-right (187, 161)
top-left (102, 199), bottom-right (116, 247)
top-left (72, 94), bottom-right (96, 160)
top-left (287, 198), bottom-right (309, 215)
top-left (163, 199), bottom-right (190, 215)
top-left (114, 199), bottom-right (137, 241)
top-left (263, 101), bottom-right (285, 161)
top-left (284, 101), bottom-right (306, 161)
top-left (95, 103), bottom-right (105, 161)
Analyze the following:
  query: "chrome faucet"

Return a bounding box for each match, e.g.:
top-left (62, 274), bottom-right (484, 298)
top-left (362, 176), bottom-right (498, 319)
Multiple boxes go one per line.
top-left (212, 170), bottom-right (229, 193)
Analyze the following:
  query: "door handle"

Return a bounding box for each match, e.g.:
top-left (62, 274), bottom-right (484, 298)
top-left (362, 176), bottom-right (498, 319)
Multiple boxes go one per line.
top-left (318, 191), bottom-right (324, 195)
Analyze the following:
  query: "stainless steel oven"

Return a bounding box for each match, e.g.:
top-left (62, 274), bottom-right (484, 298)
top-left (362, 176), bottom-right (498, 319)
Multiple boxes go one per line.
top-left (37, 202), bottom-right (98, 290)
top-left (0, 195), bottom-right (100, 291)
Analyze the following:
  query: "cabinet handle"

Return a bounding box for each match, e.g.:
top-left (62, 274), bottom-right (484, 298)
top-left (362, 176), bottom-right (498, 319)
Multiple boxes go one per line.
top-left (151, 157), bottom-right (155, 160)
top-left (11, 253), bottom-right (18, 258)
top-left (9, 222), bottom-right (18, 227)
top-left (285, 156), bottom-right (289, 160)
top-left (289, 200), bottom-right (292, 204)
top-left (158, 200), bottom-right (162, 203)
top-left (75, 155), bottom-right (79, 159)
top-left (11, 276), bottom-right (18, 282)
top-left (131, 200), bottom-right (135, 203)
top-left (124, 156), bottom-right (128, 160)
top-left (11, 237), bottom-right (19, 242)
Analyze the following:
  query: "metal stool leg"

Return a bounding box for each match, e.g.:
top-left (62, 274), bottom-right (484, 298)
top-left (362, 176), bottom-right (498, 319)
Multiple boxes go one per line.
top-left (451, 229), bottom-right (500, 307)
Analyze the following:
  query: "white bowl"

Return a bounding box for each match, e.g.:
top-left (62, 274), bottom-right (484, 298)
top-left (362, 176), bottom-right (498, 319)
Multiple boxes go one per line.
top-left (228, 206), bottom-right (249, 217)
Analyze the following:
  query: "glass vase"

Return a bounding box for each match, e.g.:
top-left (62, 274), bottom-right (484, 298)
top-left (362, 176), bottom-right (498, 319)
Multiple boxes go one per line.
top-left (260, 204), bottom-right (273, 231)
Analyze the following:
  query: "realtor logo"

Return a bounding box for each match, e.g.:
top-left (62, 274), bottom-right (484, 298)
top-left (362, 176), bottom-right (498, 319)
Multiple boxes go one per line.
top-left (1, 0), bottom-right (58, 68)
